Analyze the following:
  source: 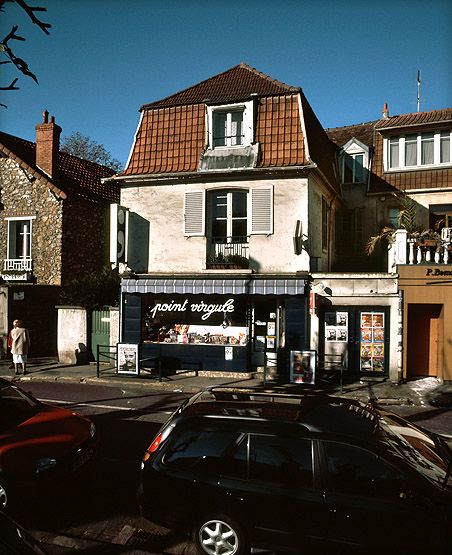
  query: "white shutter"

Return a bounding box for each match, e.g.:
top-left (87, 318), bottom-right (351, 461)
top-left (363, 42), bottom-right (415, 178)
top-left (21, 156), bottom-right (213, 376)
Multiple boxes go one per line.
top-left (184, 191), bottom-right (205, 236)
top-left (250, 186), bottom-right (273, 234)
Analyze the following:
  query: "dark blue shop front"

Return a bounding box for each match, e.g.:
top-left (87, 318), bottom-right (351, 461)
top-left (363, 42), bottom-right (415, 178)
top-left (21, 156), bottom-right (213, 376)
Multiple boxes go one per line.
top-left (120, 277), bottom-right (308, 374)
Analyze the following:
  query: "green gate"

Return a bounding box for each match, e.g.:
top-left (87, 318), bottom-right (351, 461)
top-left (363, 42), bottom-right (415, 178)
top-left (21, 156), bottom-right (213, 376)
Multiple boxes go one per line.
top-left (91, 308), bottom-right (111, 361)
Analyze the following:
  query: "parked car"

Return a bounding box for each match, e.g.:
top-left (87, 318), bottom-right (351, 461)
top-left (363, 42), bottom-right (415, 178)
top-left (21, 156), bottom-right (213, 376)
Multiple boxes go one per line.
top-left (0, 377), bottom-right (98, 510)
top-left (138, 387), bottom-right (452, 555)
top-left (0, 510), bottom-right (46, 554)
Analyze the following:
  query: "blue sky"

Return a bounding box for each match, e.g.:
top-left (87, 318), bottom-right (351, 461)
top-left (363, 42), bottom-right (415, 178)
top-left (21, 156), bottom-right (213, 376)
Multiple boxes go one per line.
top-left (1, 0), bottom-right (451, 168)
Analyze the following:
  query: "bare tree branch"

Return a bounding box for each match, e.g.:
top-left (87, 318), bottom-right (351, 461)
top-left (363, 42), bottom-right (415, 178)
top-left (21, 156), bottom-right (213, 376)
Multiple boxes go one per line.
top-left (15, 0), bottom-right (51, 34)
top-left (0, 77), bottom-right (19, 90)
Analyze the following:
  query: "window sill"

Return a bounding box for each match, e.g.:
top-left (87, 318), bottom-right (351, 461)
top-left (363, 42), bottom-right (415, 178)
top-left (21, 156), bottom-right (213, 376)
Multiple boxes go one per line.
top-left (384, 162), bottom-right (452, 173)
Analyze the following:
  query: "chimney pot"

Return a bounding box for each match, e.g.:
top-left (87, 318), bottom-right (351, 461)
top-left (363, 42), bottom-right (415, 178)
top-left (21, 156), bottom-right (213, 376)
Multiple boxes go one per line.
top-left (43, 109), bottom-right (49, 123)
top-left (382, 102), bottom-right (389, 119)
top-left (50, 115), bottom-right (55, 124)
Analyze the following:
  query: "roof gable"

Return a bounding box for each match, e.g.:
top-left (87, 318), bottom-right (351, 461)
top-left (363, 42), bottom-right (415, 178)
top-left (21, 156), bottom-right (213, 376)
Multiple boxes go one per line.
top-left (141, 63), bottom-right (300, 110)
top-left (0, 131), bottom-right (118, 203)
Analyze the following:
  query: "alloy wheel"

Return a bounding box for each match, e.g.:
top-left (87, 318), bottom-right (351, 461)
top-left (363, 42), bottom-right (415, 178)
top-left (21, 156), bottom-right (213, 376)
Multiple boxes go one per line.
top-left (198, 518), bottom-right (240, 555)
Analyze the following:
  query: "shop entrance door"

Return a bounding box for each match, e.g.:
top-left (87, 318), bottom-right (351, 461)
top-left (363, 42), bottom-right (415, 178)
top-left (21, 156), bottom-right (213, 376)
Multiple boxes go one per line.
top-left (321, 307), bottom-right (389, 376)
top-left (407, 304), bottom-right (442, 378)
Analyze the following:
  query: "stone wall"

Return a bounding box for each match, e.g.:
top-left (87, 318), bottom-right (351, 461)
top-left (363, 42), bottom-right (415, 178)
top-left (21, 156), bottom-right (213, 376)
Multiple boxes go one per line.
top-left (0, 159), bottom-right (63, 285)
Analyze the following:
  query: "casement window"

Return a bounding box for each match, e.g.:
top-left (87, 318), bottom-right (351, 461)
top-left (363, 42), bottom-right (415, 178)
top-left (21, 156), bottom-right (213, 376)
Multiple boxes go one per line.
top-left (336, 208), bottom-right (363, 254)
top-left (388, 207), bottom-right (400, 228)
top-left (211, 190), bottom-right (247, 240)
top-left (184, 186), bottom-right (273, 237)
top-left (342, 153), bottom-right (365, 183)
top-left (207, 101), bottom-right (254, 149)
top-left (339, 139), bottom-right (369, 184)
top-left (385, 130), bottom-right (452, 170)
top-left (7, 218), bottom-right (33, 260)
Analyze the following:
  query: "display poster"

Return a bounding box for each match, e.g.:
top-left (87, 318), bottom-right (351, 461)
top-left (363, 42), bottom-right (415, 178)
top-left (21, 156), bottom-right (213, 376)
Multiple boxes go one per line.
top-left (267, 321), bottom-right (276, 335)
top-left (266, 336), bottom-right (275, 350)
top-left (360, 312), bottom-right (385, 373)
top-left (290, 350), bottom-right (316, 384)
top-left (117, 343), bottom-right (139, 375)
top-left (325, 311), bottom-right (348, 343)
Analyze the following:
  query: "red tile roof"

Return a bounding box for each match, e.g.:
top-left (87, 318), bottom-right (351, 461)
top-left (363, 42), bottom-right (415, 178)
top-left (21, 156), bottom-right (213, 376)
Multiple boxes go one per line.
top-left (326, 121), bottom-right (377, 148)
top-left (0, 131), bottom-right (119, 203)
top-left (141, 63), bottom-right (300, 109)
top-left (122, 64), bottom-right (340, 193)
top-left (375, 108), bottom-right (452, 130)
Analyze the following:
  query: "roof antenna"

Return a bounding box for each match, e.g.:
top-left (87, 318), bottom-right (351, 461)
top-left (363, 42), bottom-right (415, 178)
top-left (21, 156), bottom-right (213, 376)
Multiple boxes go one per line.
top-left (417, 70), bottom-right (421, 112)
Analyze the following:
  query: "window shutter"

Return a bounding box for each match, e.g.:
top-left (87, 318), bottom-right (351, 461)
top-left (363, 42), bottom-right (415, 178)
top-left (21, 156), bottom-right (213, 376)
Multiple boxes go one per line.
top-left (184, 191), bottom-right (205, 236)
top-left (250, 186), bottom-right (273, 234)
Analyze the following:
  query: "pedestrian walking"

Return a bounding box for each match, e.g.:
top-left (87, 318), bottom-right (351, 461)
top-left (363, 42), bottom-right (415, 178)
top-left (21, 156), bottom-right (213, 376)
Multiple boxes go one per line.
top-left (10, 319), bottom-right (31, 375)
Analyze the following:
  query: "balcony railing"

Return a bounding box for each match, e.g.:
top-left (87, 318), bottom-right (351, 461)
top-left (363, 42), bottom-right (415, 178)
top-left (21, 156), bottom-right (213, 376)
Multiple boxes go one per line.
top-left (207, 236), bottom-right (250, 269)
top-left (388, 229), bottom-right (451, 271)
top-left (1, 258), bottom-right (33, 281)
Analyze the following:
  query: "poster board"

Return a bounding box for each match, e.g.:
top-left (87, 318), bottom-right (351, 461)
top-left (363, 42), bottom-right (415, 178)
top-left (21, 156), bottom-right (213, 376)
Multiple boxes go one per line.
top-left (117, 343), bottom-right (139, 375)
top-left (290, 350), bottom-right (316, 384)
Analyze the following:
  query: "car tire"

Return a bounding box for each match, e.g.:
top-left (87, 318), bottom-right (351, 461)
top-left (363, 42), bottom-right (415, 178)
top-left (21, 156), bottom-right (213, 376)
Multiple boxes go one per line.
top-left (193, 513), bottom-right (249, 555)
top-left (0, 477), bottom-right (9, 510)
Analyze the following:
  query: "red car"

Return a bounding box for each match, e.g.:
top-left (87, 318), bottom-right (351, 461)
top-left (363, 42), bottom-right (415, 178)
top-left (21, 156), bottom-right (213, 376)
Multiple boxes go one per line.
top-left (0, 377), bottom-right (98, 510)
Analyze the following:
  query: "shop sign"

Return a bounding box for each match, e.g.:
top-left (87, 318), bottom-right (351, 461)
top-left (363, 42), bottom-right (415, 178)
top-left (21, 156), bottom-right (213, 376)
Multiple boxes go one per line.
top-left (426, 268), bottom-right (452, 276)
top-left (149, 297), bottom-right (235, 321)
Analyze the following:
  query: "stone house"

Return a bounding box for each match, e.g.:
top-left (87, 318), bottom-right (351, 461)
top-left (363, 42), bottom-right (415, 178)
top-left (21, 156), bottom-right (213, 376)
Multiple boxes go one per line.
top-left (106, 64), bottom-right (401, 381)
top-left (0, 111), bottom-right (120, 358)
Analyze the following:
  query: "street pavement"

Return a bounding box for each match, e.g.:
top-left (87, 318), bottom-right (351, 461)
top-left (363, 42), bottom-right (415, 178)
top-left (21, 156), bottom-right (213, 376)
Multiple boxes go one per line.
top-left (1, 356), bottom-right (452, 410)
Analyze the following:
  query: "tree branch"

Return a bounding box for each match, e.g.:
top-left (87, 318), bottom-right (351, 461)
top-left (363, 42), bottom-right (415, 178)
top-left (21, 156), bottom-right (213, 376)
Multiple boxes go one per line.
top-left (15, 0), bottom-right (51, 34)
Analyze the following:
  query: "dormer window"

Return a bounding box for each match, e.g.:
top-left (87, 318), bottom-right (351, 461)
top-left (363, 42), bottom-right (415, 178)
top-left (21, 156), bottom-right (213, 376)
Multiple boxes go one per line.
top-left (207, 101), bottom-right (254, 149)
top-left (339, 138), bottom-right (369, 184)
top-left (213, 109), bottom-right (244, 147)
top-left (384, 130), bottom-right (452, 170)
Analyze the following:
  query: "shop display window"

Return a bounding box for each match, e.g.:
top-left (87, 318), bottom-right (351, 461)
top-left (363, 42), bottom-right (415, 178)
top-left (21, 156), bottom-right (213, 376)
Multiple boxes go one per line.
top-left (142, 294), bottom-right (249, 346)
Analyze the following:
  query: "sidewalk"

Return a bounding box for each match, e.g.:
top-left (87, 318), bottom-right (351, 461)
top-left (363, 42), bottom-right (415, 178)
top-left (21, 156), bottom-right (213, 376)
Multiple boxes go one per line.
top-left (2, 357), bottom-right (451, 408)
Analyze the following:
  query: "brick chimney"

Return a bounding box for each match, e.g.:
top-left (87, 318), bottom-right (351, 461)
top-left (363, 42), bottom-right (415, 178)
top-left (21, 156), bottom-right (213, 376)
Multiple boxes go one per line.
top-left (382, 102), bottom-right (389, 119)
top-left (35, 110), bottom-right (62, 179)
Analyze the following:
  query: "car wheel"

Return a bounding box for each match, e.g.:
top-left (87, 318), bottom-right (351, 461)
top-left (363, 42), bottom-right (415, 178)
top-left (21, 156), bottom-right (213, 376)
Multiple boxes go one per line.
top-left (0, 477), bottom-right (8, 510)
top-left (193, 514), bottom-right (249, 555)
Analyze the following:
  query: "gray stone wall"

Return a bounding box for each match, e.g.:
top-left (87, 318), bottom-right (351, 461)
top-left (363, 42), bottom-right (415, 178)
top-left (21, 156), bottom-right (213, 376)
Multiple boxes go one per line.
top-left (0, 159), bottom-right (63, 285)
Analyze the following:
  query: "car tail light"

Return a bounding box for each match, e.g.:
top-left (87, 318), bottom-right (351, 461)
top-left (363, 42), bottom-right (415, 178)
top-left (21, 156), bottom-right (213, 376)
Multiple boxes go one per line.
top-left (142, 425), bottom-right (173, 463)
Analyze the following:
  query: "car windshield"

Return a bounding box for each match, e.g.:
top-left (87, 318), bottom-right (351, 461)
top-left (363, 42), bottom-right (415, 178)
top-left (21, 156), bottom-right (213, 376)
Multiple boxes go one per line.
top-left (377, 411), bottom-right (452, 491)
top-left (0, 381), bottom-right (40, 432)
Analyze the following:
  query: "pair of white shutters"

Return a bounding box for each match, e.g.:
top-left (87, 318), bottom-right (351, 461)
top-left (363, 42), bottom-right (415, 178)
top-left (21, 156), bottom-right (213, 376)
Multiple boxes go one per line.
top-left (184, 187), bottom-right (273, 237)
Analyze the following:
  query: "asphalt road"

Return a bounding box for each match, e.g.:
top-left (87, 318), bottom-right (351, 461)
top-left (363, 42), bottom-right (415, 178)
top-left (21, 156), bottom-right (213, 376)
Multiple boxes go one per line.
top-left (7, 380), bottom-right (452, 554)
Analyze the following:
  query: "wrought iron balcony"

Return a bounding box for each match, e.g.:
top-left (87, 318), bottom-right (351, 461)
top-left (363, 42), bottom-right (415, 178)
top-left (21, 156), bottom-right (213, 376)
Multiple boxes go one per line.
top-left (206, 236), bottom-right (250, 269)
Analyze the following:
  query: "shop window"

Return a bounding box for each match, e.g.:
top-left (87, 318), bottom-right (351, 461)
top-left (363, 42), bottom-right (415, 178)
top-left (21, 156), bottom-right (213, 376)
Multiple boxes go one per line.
top-left (142, 294), bottom-right (249, 346)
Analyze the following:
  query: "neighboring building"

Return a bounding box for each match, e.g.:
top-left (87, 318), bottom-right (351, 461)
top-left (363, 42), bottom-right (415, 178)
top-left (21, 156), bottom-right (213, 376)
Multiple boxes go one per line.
top-left (0, 111), bottom-right (119, 358)
top-left (327, 106), bottom-right (452, 381)
top-left (107, 64), bottom-right (401, 380)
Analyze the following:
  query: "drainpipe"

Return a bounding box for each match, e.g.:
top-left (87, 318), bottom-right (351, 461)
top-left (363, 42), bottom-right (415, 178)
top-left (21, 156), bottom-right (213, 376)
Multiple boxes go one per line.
top-left (397, 289), bottom-right (404, 384)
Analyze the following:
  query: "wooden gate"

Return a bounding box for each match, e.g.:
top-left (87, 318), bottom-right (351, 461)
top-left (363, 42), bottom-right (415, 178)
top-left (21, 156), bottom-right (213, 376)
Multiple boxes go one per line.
top-left (91, 308), bottom-right (111, 361)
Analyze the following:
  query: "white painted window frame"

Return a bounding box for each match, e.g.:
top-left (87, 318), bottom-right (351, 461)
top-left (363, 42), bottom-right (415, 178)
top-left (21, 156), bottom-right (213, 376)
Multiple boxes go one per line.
top-left (339, 139), bottom-right (369, 184)
top-left (206, 100), bottom-right (254, 150)
top-left (5, 216), bottom-right (35, 260)
top-left (384, 130), bottom-right (452, 171)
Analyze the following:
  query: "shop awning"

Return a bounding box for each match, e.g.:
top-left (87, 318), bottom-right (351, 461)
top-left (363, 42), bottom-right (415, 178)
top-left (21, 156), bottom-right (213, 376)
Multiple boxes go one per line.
top-left (121, 277), bottom-right (305, 295)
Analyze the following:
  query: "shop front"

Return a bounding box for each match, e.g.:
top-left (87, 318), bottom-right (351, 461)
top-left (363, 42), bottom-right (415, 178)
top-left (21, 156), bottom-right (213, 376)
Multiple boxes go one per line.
top-left (310, 274), bottom-right (400, 382)
top-left (398, 265), bottom-right (452, 381)
top-left (120, 277), bottom-right (308, 374)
